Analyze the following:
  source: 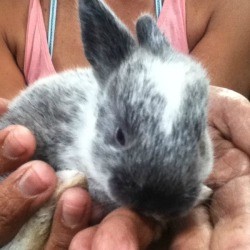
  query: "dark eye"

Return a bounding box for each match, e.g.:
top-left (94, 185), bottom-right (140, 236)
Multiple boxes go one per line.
top-left (115, 128), bottom-right (126, 146)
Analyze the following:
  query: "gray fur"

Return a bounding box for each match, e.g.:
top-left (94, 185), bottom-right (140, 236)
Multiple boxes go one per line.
top-left (136, 15), bottom-right (171, 55)
top-left (79, 0), bottom-right (135, 80)
top-left (0, 70), bottom-right (96, 170)
top-left (0, 0), bottom-right (213, 228)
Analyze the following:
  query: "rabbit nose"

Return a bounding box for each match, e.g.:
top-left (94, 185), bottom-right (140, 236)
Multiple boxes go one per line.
top-left (109, 170), bottom-right (199, 217)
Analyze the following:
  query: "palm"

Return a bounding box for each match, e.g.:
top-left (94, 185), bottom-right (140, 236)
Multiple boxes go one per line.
top-left (208, 131), bottom-right (250, 249)
top-left (207, 86), bottom-right (250, 187)
top-left (208, 125), bottom-right (250, 188)
top-left (207, 87), bottom-right (250, 248)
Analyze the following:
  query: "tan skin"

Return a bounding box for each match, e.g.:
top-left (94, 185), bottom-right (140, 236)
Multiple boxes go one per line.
top-left (0, 0), bottom-right (250, 249)
top-left (1, 0), bottom-right (250, 98)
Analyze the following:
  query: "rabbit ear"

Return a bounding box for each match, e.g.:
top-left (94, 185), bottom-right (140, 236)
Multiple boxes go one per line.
top-left (136, 15), bottom-right (171, 55)
top-left (79, 0), bottom-right (136, 79)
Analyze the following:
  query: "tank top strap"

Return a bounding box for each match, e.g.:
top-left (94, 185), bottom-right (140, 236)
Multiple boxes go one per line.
top-left (157, 0), bottom-right (189, 54)
top-left (48, 0), bottom-right (58, 56)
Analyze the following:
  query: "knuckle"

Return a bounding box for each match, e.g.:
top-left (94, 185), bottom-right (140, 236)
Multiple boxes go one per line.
top-left (0, 208), bottom-right (11, 227)
top-left (0, 195), bottom-right (20, 244)
top-left (0, 188), bottom-right (14, 225)
top-left (0, 182), bottom-right (30, 226)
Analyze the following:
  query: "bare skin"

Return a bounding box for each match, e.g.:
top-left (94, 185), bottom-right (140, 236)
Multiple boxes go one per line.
top-left (0, 0), bottom-right (250, 249)
top-left (0, 0), bottom-right (249, 98)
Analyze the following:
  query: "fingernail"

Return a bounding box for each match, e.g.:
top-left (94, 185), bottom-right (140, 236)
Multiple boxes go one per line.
top-left (62, 189), bottom-right (88, 228)
top-left (18, 163), bottom-right (52, 196)
top-left (2, 127), bottom-right (31, 159)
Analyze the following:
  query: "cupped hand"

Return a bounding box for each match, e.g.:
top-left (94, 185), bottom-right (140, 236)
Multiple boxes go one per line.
top-left (208, 86), bottom-right (250, 249)
top-left (0, 98), bottom-right (92, 249)
top-left (165, 86), bottom-right (250, 249)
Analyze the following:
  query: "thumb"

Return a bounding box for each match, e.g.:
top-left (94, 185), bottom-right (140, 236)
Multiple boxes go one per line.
top-left (0, 161), bottom-right (57, 246)
top-left (0, 125), bottom-right (36, 174)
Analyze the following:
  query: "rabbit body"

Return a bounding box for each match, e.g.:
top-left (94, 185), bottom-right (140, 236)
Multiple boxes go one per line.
top-left (0, 69), bottom-right (98, 172)
top-left (0, 0), bottom-right (213, 248)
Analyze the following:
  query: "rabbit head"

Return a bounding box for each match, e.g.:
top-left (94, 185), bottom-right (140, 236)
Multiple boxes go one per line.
top-left (79, 0), bottom-right (213, 219)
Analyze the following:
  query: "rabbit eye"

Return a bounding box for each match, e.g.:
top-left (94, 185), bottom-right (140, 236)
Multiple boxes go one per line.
top-left (115, 128), bottom-right (126, 146)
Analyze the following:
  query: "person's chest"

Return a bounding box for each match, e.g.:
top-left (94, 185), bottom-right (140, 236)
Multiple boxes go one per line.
top-left (186, 0), bottom-right (217, 51)
top-left (14, 0), bottom-right (215, 73)
top-left (41, 0), bottom-right (157, 72)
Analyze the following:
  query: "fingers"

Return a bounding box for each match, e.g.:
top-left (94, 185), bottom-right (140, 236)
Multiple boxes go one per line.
top-left (0, 125), bottom-right (36, 174)
top-left (224, 96), bottom-right (250, 156)
top-left (210, 175), bottom-right (250, 249)
top-left (45, 188), bottom-right (92, 250)
top-left (207, 133), bottom-right (250, 188)
top-left (70, 227), bottom-right (97, 250)
top-left (0, 161), bottom-right (57, 246)
top-left (70, 208), bottom-right (159, 250)
top-left (207, 86), bottom-right (250, 188)
top-left (209, 86), bottom-right (250, 155)
top-left (168, 206), bottom-right (212, 250)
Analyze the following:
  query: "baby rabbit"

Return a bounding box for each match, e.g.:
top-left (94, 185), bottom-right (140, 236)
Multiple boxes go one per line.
top-left (1, 0), bottom-right (213, 248)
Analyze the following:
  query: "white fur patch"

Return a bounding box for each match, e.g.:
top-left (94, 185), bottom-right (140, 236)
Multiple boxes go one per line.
top-left (71, 76), bottom-right (111, 195)
top-left (147, 57), bottom-right (189, 134)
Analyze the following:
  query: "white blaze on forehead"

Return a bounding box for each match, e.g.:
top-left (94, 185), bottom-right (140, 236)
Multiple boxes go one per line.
top-left (148, 58), bottom-right (190, 135)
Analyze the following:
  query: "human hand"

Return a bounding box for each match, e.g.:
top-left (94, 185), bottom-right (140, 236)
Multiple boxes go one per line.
top-left (0, 98), bottom-right (92, 249)
top-left (70, 208), bottom-right (159, 250)
top-left (164, 86), bottom-right (250, 249)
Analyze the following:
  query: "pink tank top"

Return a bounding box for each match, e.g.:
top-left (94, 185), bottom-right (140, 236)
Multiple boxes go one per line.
top-left (24, 0), bottom-right (56, 85)
top-left (158, 0), bottom-right (189, 54)
top-left (24, 0), bottom-right (188, 85)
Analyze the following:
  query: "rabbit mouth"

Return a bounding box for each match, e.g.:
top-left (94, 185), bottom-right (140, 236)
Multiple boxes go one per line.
top-left (89, 200), bottom-right (117, 225)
